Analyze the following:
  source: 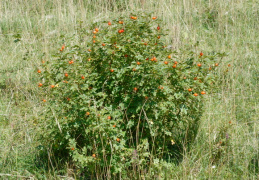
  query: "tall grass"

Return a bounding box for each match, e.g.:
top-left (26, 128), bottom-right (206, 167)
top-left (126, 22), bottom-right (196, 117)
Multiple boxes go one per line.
top-left (0, 0), bottom-right (258, 179)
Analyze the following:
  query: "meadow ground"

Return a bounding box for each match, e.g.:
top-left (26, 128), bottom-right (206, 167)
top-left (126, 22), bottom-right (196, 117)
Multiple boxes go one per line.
top-left (0, 0), bottom-right (258, 179)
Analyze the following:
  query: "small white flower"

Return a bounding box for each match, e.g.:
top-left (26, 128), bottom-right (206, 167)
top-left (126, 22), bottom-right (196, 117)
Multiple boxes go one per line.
top-left (212, 165), bottom-right (216, 169)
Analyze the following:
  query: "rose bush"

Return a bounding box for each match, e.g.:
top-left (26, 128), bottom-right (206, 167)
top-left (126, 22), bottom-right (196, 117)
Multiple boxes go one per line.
top-left (37, 13), bottom-right (226, 178)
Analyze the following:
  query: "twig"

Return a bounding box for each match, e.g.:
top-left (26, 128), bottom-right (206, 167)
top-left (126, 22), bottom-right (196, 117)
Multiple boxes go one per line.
top-left (50, 107), bottom-right (62, 133)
